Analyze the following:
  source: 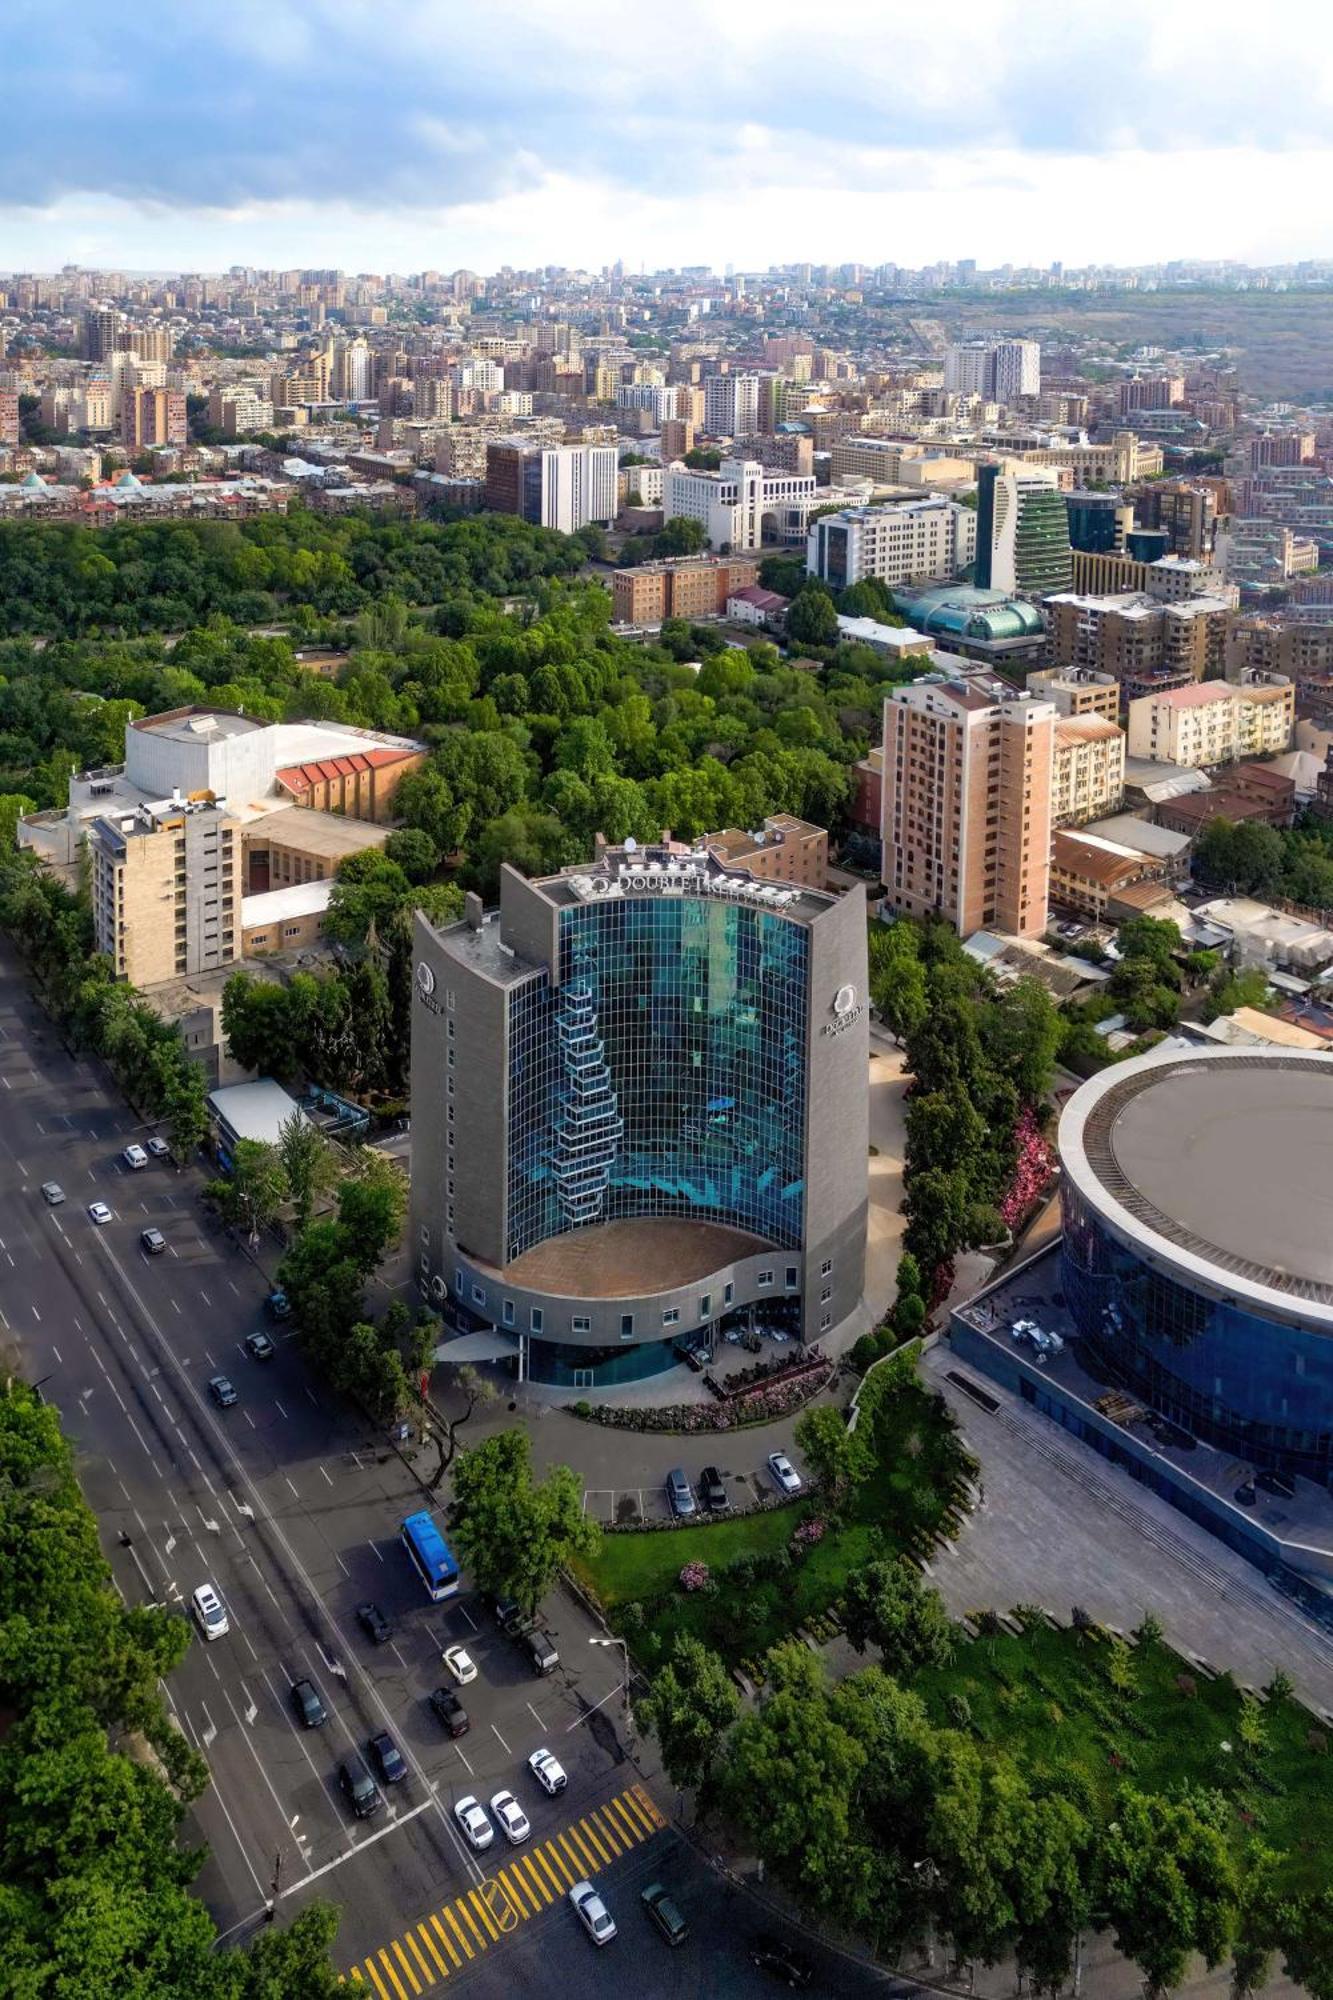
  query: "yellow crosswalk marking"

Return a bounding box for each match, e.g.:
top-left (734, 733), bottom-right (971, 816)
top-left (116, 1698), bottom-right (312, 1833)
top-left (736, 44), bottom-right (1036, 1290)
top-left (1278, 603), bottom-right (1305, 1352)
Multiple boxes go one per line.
top-left (377, 1950), bottom-right (409, 2000)
top-left (456, 1897), bottom-right (488, 1950)
top-left (416, 1924), bottom-right (449, 1978)
top-left (390, 1939), bottom-right (424, 1994)
top-left (562, 1825), bottom-right (597, 1874)
top-left (616, 1790), bottom-right (651, 1837)
top-left (401, 1933), bottom-right (434, 1987)
top-left (498, 1865), bottom-right (535, 1917)
top-left (520, 1853), bottom-right (553, 1905)
top-left (579, 1816), bottom-right (612, 1865)
top-left (443, 1907), bottom-right (475, 1959)
top-left (468, 1888), bottom-right (502, 1942)
top-left (361, 1963), bottom-right (390, 2000)
top-left (633, 1782), bottom-right (667, 1828)
top-left (430, 1914), bottom-right (462, 1970)
top-left (604, 1794), bottom-right (640, 1844)
top-left (589, 1809), bottom-right (623, 1856)
top-left (538, 1840), bottom-right (572, 1889)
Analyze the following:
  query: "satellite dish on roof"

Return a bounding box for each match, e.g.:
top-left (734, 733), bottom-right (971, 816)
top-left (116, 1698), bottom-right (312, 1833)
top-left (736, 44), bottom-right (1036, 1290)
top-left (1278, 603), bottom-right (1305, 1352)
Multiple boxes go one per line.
top-left (624, 835), bottom-right (638, 853)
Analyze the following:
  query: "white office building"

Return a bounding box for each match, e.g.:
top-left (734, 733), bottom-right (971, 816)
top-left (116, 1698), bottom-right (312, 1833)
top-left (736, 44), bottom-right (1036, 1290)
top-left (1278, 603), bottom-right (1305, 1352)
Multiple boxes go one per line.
top-left (663, 457), bottom-right (817, 551)
top-left (540, 445), bottom-right (619, 534)
top-left (806, 497), bottom-right (977, 589)
top-left (616, 383), bottom-right (680, 424)
top-left (943, 339), bottom-right (1040, 405)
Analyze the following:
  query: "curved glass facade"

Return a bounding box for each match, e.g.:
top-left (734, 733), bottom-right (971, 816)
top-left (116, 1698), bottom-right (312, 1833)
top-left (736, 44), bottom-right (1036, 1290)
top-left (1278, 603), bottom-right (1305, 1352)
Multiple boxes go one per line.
top-left (505, 896), bottom-right (808, 1263)
top-left (1061, 1183), bottom-right (1333, 1479)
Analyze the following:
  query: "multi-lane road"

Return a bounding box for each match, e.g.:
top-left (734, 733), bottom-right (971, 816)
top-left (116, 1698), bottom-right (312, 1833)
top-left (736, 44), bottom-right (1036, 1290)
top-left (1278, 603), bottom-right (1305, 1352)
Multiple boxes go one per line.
top-left (0, 942), bottom-right (908, 1997)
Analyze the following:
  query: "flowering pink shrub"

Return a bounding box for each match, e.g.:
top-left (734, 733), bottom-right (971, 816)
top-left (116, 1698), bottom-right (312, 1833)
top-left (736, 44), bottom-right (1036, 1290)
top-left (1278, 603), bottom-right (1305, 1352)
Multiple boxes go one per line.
top-left (999, 1108), bottom-right (1056, 1231)
top-left (679, 1562), bottom-right (711, 1592)
top-left (790, 1517), bottom-right (827, 1553)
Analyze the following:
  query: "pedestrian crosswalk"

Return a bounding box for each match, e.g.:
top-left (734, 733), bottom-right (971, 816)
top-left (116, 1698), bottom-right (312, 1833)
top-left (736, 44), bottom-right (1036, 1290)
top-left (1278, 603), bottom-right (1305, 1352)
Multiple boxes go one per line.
top-left (343, 1782), bottom-right (667, 1996)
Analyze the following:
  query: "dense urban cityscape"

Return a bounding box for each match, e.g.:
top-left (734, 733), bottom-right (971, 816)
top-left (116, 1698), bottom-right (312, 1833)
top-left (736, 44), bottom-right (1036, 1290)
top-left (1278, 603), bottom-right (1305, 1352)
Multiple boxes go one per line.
top-left (8, 4), bottom-right (1333, 1998)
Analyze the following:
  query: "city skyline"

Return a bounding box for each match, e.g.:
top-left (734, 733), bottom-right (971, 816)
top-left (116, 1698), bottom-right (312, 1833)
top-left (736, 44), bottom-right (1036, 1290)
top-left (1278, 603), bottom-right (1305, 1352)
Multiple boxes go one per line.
top-left (7, 0), bottom-right (1333, 273)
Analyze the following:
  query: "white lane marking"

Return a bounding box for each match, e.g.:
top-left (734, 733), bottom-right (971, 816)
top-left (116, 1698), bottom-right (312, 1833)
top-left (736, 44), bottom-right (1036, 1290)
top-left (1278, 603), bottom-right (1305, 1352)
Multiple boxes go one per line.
top-left (243, 1410), bottom-right (255, 1429)
top-left (319, 1465), bottom-right (333, 1487)
top-left (456, 1603), bottom-right (478, 1634)
top-left (52, 1344), bottom-right (63, 1364)
top-left (284, 1477), bottom-right (299, 1499)
top-left (199, 1290), bottom-right (212, 1306)
top-left (277, 1798), bottom-right (435, 1897)
top-left (171, 1298), bottom-right (181, 1314)
top-left (526, 1701), bottom-right (546, 1729)
top-left (274, 1399), bottom-right (288, 1419)
top-left (30, 1305), bottom-right (40, 1322)
top-left (491, 1722), bottom-right (511, 1755)
top-left (367, 1540), bottom-right (385, 1563)
top-left (455, 1744), bottom-right (474, 1776)
top-left (228, 1280), bottom-right (240, 1296)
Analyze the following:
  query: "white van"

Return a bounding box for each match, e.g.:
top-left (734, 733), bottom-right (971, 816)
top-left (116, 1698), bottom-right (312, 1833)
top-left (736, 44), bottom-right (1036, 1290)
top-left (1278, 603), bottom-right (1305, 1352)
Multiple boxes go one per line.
top-left (122, 1143), bottom-right (149, 1171)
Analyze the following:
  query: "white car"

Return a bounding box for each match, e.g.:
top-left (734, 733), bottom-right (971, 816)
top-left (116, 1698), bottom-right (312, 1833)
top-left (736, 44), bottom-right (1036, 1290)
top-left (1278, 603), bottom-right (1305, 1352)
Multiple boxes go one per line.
top-left (528, 1747), bottom-right (567, 1796)
top-left (191, 1582), bottom-right (229, 1641)
top-left (122, 1143), bottom-right (148, 1171)
top-left (767, 1450), bottom-right (802, 1496)
top-left (489, 1788), bottom-right (530, 1844)
top-left (454, 1795), bottom-right (493, 1851)
top-left (569, 1879), bottom-right (617, 1947)
top-left (88, 1201), bottom-right (112, 1225)
top-left (442, 1643), bottom-right (477, 1685)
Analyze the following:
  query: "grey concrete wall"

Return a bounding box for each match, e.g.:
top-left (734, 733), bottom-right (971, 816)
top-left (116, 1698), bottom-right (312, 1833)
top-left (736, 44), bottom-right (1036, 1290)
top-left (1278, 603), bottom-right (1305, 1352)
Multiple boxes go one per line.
top-left (800, 883), bottom-right (869, 1341)
top-left (499, 866), bottom-right (561, 985)
top-left (447, 1242), bottom-right (806, 1350)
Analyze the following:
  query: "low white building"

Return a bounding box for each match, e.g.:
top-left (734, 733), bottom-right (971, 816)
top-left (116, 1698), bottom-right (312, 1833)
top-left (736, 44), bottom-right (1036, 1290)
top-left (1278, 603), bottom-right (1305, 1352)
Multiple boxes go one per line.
top-left (807, 497), bottom-right (977, 589)
top-left (661, 457), bottom-right (817, 551)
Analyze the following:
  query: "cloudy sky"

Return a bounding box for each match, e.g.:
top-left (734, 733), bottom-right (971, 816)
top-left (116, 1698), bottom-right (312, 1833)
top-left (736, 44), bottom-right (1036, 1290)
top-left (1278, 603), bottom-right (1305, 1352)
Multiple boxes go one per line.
top-left (4, 0), bottom-right (1331, 274)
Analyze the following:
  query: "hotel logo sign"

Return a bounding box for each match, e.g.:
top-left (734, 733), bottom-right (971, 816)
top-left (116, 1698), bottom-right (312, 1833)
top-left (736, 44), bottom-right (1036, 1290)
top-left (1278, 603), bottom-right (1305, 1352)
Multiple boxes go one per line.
top-left (822, 982), bottom-right (864, 1037)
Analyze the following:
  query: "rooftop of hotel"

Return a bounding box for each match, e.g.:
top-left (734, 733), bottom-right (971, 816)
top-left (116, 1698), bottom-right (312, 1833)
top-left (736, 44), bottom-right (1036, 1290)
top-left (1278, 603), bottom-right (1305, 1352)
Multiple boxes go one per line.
top-left (474, 1216), bottom-right (773, 1301)
top-left (535, 840), bottom-right (836, 923)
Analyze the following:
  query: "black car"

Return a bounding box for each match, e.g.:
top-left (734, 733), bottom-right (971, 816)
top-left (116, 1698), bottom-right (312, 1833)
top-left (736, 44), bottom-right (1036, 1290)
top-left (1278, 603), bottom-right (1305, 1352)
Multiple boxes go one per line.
top-left (523, 1626), bottom-right (560, 1675)
top-left (428, 1686), bottom-right (470, 1737)
top-left (368, 1730), bottom-right (407, 1785)
top-left (641, 1881), bottom-right (689, 1946)
top-left (338, 1753), bottom-right (382, 1819)
top-left (356, 1601), bottom-right (392, 1645)
top-left (291, 1678), bottom-right (327, 1729)
top-left (750, 1936), bottom-right (814, 1989)
top-left (699, 1465), bottom-right (729, 1512)
top-left (244, 1329), bottom-right (276, 1362)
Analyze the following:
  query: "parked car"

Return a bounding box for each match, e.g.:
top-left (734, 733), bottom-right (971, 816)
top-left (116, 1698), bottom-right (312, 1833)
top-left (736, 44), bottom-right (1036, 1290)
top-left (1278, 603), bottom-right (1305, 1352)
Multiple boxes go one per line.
top-left (428, 1686), bottom-right (470, 1737)
top-left (699, 1465), bottom-right (729, 1512)
top-left (487, 1592), bottom-right (535, 1636)
top-left (442, 1643), bottom-right (477, 1684)
top-left (244, 1329), bottom-right (276, 1362)
top-left (338, 1753), bottom-right (382, 1820)
top-left (208, 1374), bottom-right (238, 1408)
top-left (357, 1601), bottom-right (392, 1646)
top-left (750, 1936), bottom-right (813, 1988)
top-left (454, 1795), bottom-right (493, 1851)
top-left (88, 1201), bottom-right (113, 1225)
top-left (570, 1879), bottom-right (617, 1947)
top-left (122, 1143), bottom-right (148, 1171)
top-left (368, 1730), bottom-right (407, 1785)
top-left (140, 1227), bottom-right (166, 1255)
top-left (191, 1582), bottom-right (229, 1641)
top-left (666, 1467), bottom-right (696, 1518)
top-left (265, 1289), bottom-right (291, 1320)
top-left (527, 1747), bottom-right (566, 1795)
top-left (145, 1136), bottom-right (171, 1160)
top-left (641, 1882), bottom-right (688, 1947)
top-left (767, 1451), bottom-right (802, 1496)
top-left (40, 1181), bottom-right (65, 1206)
top-left (489, 1789), bottom-right (530, 1844)
top-left (291, 1678), bottom-right (327, 1728)
top-left (523, 1627), bottom-right (559, 1675)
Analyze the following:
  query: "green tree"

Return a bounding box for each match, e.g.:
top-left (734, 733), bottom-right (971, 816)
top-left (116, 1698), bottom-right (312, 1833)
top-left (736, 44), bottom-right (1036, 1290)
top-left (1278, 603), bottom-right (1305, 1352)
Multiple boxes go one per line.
top-left (207, 1138), bottom-right (287, 1246)
top-left (1281, 1886), bottom-right (1333, 2000)
top-left (639, 1635), bottom-right (741, 1794)
top-left (1230, 1847), bottom-right (1280, 1999)
top-left (220, 972), bottom-right (298, 1080)
top-left (653, 515), bottom-right (708, 556)
top-left (0, 792), bottom-right (36, 852)
top-left (335, 1152), bottom-right (406, 1272)
top-left (276, 1111), bottom-right (337, 1235)
top-left (1102, 1788), bottom-right (1237, 1998)
top-left (383, 826), bottom-right (440, 882)
top-left (448, 1429), bottom-right (601, 1614)
top-left (227, 1903), bottom-right (345, 1997)
top-left (424, 1364), bottom-right (500, 1490)
top-left (793, 1403), bottom-right (871, 1502)
top-left (840, 1558), bottom-right (954, 1672)
top-left (785, 587), bottom-right (840, 648)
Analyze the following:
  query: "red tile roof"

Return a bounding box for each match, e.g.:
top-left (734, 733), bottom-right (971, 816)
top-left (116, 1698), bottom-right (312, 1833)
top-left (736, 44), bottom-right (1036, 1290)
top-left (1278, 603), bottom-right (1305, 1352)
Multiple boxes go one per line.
top-left (276, 746), bottom-right (413, 794)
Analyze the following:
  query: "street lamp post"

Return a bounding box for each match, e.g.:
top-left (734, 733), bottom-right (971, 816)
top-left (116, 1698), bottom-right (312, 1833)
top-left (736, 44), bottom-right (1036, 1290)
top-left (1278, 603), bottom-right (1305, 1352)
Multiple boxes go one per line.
top-left (588, 1635), bottom-right (632, 1739)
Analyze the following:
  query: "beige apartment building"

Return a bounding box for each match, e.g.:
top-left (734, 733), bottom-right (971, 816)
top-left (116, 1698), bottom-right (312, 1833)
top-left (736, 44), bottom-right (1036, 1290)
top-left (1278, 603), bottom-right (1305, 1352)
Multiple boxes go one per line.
top-left (1126, 676), bottom-right (1296, 768)
top-left (1051, 717), bottom-right (1126, 827)
top-left (1026, 666), bottom-right (1120, 724)
top-left (611, 556), bottom-right (759, 625)
top-left (881, 677), bottom-right (1056, 938)
top-left (89, 800), bottom-right (239, 986)
top-left (1046, 591), bottom-right (1233, 688)
top-left (705, 815), bottom-right (828, 889)
top-left (1071, 550), bottom-right (1236, 603)
top-left (986, 429), bottom-right (1164, 486)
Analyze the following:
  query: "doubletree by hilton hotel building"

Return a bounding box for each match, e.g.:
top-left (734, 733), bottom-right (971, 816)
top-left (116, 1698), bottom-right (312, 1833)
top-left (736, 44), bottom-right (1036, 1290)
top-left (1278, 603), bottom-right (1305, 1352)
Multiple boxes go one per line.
top-left (410, 840), bottom-right (868, 1388)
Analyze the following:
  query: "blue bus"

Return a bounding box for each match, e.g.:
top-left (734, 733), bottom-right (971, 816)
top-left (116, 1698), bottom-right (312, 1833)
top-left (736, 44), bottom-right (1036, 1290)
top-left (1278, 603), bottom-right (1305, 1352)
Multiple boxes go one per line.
top-left (400, 1510), bottom-right (460, 1601)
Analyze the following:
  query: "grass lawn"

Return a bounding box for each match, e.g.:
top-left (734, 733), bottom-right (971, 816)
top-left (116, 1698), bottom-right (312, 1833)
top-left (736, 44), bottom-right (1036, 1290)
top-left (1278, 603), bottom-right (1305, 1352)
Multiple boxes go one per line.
top-left (576, 1365), bottom-right (976, 1676)
top-left (913, 1618), bottom-right (1333, 1897)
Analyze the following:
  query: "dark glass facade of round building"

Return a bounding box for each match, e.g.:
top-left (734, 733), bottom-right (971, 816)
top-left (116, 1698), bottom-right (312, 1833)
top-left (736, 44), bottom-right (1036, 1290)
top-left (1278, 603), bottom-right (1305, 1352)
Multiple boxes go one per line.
top-left (1059, 1049), bottom-right (1333, 1481)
